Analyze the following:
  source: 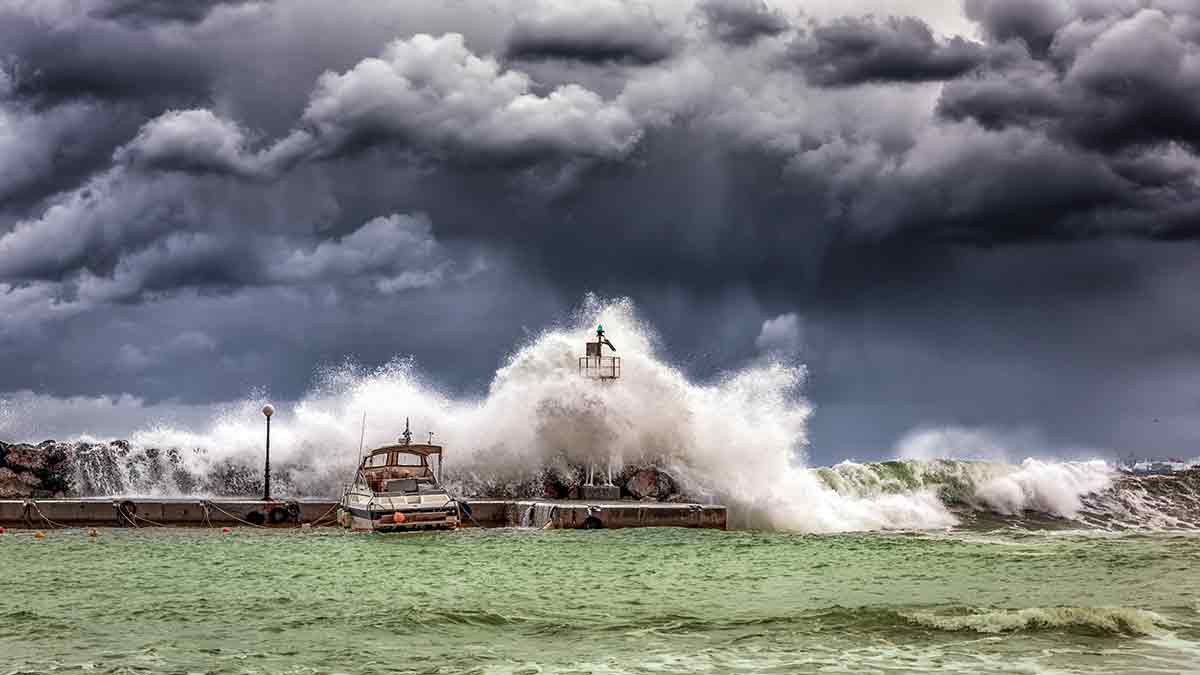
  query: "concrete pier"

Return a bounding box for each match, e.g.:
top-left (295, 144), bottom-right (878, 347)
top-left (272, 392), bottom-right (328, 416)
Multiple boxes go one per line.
top-left (0, 498), bottom-right (726, 530)
top-left (0, 498), bottom-right (336, 528)
top-left (466, 500), bottom-right (726, 530)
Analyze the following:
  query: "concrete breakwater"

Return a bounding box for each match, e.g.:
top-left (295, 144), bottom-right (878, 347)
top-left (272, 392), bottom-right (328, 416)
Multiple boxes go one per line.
top-left (0, 498), bottom-right (726, 530)
top-left (0, 440), bottom-right (702, 505)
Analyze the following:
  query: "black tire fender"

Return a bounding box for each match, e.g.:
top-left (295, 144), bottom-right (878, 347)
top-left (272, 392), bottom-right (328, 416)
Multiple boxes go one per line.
top-left (268, 506), bottom-right (290, 524)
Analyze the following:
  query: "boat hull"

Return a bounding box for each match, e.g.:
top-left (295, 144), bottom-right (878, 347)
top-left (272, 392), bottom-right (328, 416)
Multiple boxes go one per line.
top-left (337, 503), bottom-right (459, 532)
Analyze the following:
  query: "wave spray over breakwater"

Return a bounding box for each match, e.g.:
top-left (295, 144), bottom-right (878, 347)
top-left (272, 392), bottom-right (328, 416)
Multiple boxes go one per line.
top-left (8, 297), bottom-right (1197, 532)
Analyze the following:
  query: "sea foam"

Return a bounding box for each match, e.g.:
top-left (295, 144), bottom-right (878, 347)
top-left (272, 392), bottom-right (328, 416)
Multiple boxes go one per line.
top-left (7, 297), bottom-right (1132, 533)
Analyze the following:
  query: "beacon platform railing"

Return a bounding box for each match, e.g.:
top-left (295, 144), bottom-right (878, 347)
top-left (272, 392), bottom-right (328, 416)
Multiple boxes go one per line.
top-left (578, 355), bottom-right (621, 379)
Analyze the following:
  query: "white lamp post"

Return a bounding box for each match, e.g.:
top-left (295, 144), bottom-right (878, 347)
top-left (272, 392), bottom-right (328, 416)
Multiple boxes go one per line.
top-left (261, 404), bottom-right (274, 501)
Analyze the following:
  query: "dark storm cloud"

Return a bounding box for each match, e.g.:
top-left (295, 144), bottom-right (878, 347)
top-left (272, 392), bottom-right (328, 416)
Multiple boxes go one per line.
top-left (963, 0), bottom-right (1071, 57)
top-left (0, 101), bottom-right (144, 211)
top-left (504, 1), bottom-right (678, 65)
top-left (89, 0), bottom-right (262, 27)
top-left (696, 0), bottom-right (790, 46)
top-left (791, 15), bottom-right (987, 86)
top-left (286, 33), bottom-right (642, 165)
top-left (106, 34), bottom-right (643, 184)
top-left (10, 0), bottom-right (1200, 280)
top-left (0, 13), bottom-right (213, 106)
top-left (940, 5), bottom-right (1200, 155)
top-left (6, 0), bottom-right (1200, 460)
top-left (116, 110), bottom-right (265, 178)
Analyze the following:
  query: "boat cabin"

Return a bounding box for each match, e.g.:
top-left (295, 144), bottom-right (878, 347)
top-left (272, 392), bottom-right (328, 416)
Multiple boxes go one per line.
top-left (358, 443), bottom-right (444, 494)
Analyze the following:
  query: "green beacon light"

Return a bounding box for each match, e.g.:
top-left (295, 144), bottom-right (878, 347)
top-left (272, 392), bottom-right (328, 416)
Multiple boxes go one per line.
top-left (581, 323), bottom-right (620, 379)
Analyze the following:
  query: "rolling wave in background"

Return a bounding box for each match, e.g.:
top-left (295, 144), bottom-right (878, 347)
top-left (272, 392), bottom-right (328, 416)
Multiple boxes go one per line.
top-left (6, 297), bottom-right (1198, 532)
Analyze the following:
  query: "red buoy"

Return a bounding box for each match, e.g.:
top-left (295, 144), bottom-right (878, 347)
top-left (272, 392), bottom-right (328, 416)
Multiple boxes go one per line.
top-left (222, 527), bottom-right (231, 534)
top-left (0, 526), bottom-right (6, 535)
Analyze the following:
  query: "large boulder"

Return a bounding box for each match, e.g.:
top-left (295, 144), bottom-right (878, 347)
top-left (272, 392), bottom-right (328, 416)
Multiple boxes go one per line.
top-left (3, 443), bottom-right (48, 469)
top-left (624, 466), bottom-right (675, 500)
top-left (0, 467), bottom-right (41, 497)
top-left (0, 440), bottom-right (75, 496)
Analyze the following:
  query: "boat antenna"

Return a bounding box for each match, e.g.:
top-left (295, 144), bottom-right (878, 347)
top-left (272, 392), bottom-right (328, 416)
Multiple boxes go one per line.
top-left (401, 417), bottom-right (412, 445)
top-left (358, 411), bottom-right (367, 461)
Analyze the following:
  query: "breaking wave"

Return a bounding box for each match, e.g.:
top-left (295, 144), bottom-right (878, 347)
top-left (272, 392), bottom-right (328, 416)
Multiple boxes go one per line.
top-left (4, 297), bottom-right (1198, 532)
top-left (900, 606), bottom-right (1171, 636)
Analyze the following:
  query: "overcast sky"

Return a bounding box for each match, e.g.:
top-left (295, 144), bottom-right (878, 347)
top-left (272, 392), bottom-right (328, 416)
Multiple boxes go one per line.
top-left (3, 0), bottom-right (1200, 464)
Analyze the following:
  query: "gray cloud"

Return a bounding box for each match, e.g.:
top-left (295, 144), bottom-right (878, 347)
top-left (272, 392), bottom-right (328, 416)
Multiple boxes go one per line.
top-left (964, 0), bottom-right (1072, 56)
top-left (697, 0), bottom-right (790, 45)
top-left (791, 15), bottom-right (987, 86)
top-left (89, 0), bottom-right (263, 27)
top-left (0, 11), bottom-right (214, 106)
top-left (0, 101), bottom-right (138, 207)
top-left (0, 170), bottom-right (182, 280)
top-left (118, 34), bottom-right (645, 180)
top-left (755, 312), bottom-right (803, 356)
top-left (504, 0), bottom-right (678, 65)
top-left (289, 33), bottom-right (642, 164)
top-left (116, 109), bottom-right (265, 178)
top-left (941, 6), bottom-right (1200, 155)
top-left (265, 213), bottom-right (457, 292)
top-left (5, 0), bottom-right (1200, 461)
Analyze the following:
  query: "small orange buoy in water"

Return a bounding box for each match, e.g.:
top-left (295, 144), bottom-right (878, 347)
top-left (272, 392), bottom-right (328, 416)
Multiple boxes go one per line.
top-left (35, 531), bottom-right (45, 539)
top-left (394, 511), bottom-right (407, 524)
top-left (222, 527), bottom-right (231, 534)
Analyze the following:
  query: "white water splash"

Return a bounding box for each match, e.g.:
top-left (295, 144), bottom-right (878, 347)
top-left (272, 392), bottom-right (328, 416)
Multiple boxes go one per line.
top-left (6, 297), bottom-right (1126, 533)
top-left (903, 606), bottom-right (1170, 636)
top-left (973, 459), bottom-right (1113, 519)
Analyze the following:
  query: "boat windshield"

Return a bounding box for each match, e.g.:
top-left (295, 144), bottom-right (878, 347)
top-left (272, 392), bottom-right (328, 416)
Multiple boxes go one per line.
top-left (364, 452), bottom-right (426, 468)
top-left (381, 477), bottom-right (444, 495)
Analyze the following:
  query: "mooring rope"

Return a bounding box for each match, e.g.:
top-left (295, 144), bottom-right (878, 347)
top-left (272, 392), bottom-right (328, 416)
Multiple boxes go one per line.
top-left (306, 501), bottom-right (340, 526)
top-left (131, 512), bottom-right (168, 527)
top-left (18, 499), bottom-right (383, 531)
top-left (450, 496), bottom-right (483, 528)
top-left (113, 503), bottom-right (139, 528)
top-left (202, 500), bottom-right (270, 529)
top-left (201, 501), bottom-right (214, 529)
top-left (207, 500), bottom-right (340, 529)
top-left (28, 500), bottom-right (69, 529)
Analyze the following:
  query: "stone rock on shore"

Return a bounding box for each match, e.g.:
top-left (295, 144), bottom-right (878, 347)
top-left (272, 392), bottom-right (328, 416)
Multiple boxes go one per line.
top-left (0, 467), bottom-right (41, 497)
top-left (625, 466), bottom-right (675, 500)
top-left (0, 440), bottom-right (74, 497)
top-left (2, 437), bottom-right (699, 502)
top-left (528, 464), bottom-right (684, 501)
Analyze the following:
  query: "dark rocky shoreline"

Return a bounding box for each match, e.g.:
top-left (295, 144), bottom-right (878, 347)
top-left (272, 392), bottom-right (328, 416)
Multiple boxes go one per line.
top-left (0, 439), bottom-right (691, 502)
top-left (0, 440), bottom-right (73, 498)
top-left (9, 439), bottom-right (1195, 524)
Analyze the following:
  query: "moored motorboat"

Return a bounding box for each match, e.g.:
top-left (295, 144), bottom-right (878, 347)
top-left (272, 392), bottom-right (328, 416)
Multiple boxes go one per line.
top-left (337, 420), bottom-right (460, 532)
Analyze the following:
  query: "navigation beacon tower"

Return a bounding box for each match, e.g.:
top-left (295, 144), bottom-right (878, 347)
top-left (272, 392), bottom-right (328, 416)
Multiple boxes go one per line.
top-left (578, 324), bottom-right (620, 380)
top-left (578, 324), bottom-right (622, 499)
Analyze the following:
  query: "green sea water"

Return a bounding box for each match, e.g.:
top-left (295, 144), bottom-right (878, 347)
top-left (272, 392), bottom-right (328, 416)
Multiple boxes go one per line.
top-left (2, 527), bottom-right (1199, 674)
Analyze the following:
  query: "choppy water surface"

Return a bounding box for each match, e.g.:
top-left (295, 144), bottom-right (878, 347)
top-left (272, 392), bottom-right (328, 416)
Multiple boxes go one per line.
top-left (3, 527), bottom-right (1199, 674)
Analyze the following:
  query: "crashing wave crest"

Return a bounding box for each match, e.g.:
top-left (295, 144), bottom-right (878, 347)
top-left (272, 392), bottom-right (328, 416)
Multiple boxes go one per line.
top-left (901, 606), bottom-right (1171, 636)
top-left (4, 297), bottom-right (1197, 532)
